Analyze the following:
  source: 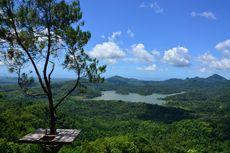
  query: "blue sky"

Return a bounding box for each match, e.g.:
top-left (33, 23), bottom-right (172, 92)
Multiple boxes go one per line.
top-left (1, 0), bottom-right (230, 80)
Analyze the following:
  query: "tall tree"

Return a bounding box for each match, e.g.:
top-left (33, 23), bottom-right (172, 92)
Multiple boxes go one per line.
top-left (0, 0), bottom-right (106, 135)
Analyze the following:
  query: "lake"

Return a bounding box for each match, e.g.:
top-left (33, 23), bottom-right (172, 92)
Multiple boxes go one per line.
top-left (92, 90), bottom-right (185, 105)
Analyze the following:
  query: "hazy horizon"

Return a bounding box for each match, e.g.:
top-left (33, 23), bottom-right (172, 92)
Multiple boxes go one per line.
top-left (0, 73), bottom-right (228, 82)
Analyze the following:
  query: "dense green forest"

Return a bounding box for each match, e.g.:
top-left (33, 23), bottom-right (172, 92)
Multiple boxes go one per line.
top-left (0, 75), bottom-right (230, 152)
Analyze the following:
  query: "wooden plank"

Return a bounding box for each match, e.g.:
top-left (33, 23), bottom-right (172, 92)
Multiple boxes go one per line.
top-left (53, 129), bottom-right (80, 143)
top-left (19, 129), bottom-right (81, 145)
top-left (19, 128), bottom-right (46, 143)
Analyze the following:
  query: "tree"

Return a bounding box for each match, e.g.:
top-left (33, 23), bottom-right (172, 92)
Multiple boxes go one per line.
top-left (0, 0), bottom-right (106, 135)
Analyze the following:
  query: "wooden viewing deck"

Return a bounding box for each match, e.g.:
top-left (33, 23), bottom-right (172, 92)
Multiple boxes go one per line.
top-left (19, 128), bottom-right (81, 145)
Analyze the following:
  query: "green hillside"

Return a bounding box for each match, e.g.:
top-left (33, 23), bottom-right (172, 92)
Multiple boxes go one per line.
top-left (0, 75), bottom-right (229, 152)
top-left (96, 74), bottom-right (230, 95)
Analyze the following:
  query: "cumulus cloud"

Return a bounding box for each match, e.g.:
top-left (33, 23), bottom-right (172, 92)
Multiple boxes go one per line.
top-left (139, 1), bottom-right (163, 13)
top-left (108, 31), bottom-right (122, 41)
top-left (137, 64), bottom-right (156, 72)
top-left (89, 41), bottom-right (125, 64)
top-left (198, 52), bottom-right (230, 71)
top-left (127, 28), bottom-right (134, 38)
top-left (198, 39), bottom-right (230, 72)
top-left (123, 44), bottom-right (160, 65)
top-left (191, 11), bottom-right (216, 20)
top-left (163, 46), bottom-right (190, 67)
top-left (198, 53), bottom-right (215, 63)
top-left (132, 43), bottom-right (155, 62)
top-left (0, 61), bottom-right (3, 65)
top-left (215, 39), bottom-right (230, 57)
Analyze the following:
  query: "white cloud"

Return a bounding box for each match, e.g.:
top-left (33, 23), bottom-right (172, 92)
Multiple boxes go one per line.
top-left (139, 2), bottom-right (163, 14)
top-left (127, 28), bottom-right (134, 38)
top-left (0, 61), bottom-right (4, 65)
top-left (132, 43), bottom-right (154, 62)
top-left (122, 57), bottom-right (139, 62)
top-left (215, 39), bottom-right (230, 57)
top-left (214, 59), bottom-right (230, 69)
top-left (199, 67), bottom-right (207, 73)
top-left (89, 41), bottom-right (125, 64)
top-left (124, 44), bottom-right (161, 63)
top-left (191, 11), bottom-right (216, 20)
top-left (198, 53), bottom-right (215, 64)
top-left (198, 53), bottom-right (230, 71)
top-left (163, 46), bottom-right (190, 67)
top-left (150, 2), bottom-right (163, 13)
top-left (198, 39), bottom-right (230, 72)
top-left (137, 64), bottom-right (156, 72)
top-left (105, 59), bottom-right (117, 64)
top-left (152, 50), bottom-right (161, 57)
top-left (108, 31), bottom-right (122, 41)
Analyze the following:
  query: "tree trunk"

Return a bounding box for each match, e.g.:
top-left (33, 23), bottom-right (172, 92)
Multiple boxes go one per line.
top-left (47, 96), bottom-right (58, 153)
top-left (50, 108), bottom-right (56, 135)
top-left (48, 96), bottom-right (56, 135)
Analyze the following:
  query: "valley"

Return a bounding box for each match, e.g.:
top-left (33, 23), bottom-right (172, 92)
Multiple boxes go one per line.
top-left (0, 74), bottom-right (229, 153)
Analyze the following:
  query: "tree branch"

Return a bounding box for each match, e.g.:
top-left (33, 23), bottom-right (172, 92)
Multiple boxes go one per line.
top-left (9, 9), bottom-right (48, 94)
top-left (54, 69), bottom-right (81, 110)
top-left (54, 48), bottom-right (82, 110)
top-left (43, 2), bottom-right (52, 92)
top-left (17, 68), bottom-right (46, 97)
top-left (48, 61), bottom-right (55, 83)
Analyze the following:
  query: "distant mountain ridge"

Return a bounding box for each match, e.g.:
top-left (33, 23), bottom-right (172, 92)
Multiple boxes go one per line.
top-left (0, 74), bottom-right (227, 84)
top-left (1, 74), bottom-right (229, 95)
top-left (108, 74), bottom-right (227, 82)
top-left (101, 74), bottom-right (229, 95)
top-left (106, 74), bottom-right (228, 85)
top-left (206, 74), bottom-right (227, 81)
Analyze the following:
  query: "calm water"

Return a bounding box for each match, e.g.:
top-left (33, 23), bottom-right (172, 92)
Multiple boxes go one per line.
top-left (92, 90), bottom-right (185, 105)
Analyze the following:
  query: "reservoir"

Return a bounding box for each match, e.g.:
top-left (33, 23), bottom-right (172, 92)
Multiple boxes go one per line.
top-left (92, 90), bottom-right (185, 105)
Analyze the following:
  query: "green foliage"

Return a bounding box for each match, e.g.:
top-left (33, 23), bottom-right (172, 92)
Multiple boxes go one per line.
top-left (0, 0), bottom-right (105, 106)
top-left (0, 76), bottom-right (229, 152)
top-left (0, 0), bottom-right (105, 80)
top-left (0, 139), bottom-right (20, 153)
top-left (80, 136), bottom-right (138, 153)
top-left (0, 138), bottom-right (42, 153)
top-left (0, 0), bottom-right (106, 138)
